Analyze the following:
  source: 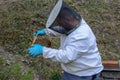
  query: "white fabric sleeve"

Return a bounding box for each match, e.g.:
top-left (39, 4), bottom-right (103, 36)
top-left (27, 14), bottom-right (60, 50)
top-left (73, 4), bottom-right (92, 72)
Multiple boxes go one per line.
top-left (44, 28), bottom-right (62, 37)
top-left (43, 33), bottom-right (89, 64)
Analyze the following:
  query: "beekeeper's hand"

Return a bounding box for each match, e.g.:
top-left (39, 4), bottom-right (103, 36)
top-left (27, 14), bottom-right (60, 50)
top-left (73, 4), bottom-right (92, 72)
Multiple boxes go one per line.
top-left (33, 29), bottom-right (46, 37)
top-left (28, 44), bottom-right (44, 57)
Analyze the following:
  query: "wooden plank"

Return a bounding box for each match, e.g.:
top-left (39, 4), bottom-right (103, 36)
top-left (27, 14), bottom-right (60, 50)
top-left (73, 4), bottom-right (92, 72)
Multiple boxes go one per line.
top-left (102, 61), bottom-right (119, 69)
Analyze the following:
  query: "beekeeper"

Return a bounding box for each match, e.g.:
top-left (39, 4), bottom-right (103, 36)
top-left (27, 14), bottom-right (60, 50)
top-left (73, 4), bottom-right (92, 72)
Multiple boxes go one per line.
top-left (28, 0), bottom-right (103, 80)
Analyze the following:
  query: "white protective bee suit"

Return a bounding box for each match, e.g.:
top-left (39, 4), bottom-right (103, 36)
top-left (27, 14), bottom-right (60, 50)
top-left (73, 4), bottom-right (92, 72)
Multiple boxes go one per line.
top-left (43, 18), bottom-right (103, 77)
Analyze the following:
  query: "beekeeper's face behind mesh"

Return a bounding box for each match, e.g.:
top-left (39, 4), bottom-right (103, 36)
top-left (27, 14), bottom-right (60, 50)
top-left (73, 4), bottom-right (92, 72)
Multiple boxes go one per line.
top-left (49, 1), bottom-right (81, 35)
top-left (57, 7), bottom-right (80, 31)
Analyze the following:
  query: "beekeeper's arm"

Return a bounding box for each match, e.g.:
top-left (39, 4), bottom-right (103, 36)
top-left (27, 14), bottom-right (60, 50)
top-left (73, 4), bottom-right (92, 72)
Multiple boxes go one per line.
top-left (33, 27), bottom-right (62, 38)
top-left (28, 28), bottom-right (90, 64)
top-left (44, 27), bottom-right (63, 37)
top-left (43, 33), bottom-right (89, 63)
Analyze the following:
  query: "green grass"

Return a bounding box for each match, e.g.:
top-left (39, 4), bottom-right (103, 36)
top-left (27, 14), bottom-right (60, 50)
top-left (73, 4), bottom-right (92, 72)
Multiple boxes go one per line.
top-left (0, 56), bottom-right (34, 80)
top-left (0, 0), bottom-right (120, 79)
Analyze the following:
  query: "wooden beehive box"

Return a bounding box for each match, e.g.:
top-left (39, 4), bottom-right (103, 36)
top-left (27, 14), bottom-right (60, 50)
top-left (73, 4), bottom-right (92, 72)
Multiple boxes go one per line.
top-left (102, 60), bottom-right (120, 69)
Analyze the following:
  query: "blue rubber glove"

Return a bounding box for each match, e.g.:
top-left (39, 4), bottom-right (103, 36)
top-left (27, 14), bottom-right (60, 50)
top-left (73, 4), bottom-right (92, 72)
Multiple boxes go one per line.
top-left (33, 29), bottom-right (46, 37)
top-left (28, 44), bottom-right (44, 57)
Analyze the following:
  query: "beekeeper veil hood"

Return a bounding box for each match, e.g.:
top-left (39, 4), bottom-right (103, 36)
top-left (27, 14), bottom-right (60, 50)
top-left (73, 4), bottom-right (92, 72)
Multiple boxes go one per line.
top-left (46, 0), bottom-right (81, 35)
